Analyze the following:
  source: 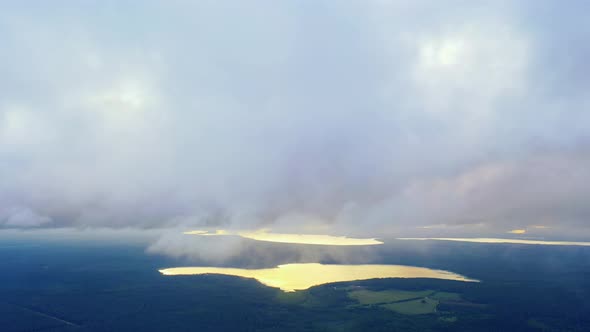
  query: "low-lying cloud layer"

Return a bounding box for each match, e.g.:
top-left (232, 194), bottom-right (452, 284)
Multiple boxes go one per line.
top-left (1, 1), bottom-right (589, 237)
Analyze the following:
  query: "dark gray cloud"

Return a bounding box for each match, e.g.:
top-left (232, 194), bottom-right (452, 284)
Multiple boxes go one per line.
top-left (0, 1), bottom-right (589, 236)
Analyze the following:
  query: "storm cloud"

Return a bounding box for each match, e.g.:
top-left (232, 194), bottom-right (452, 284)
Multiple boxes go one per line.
top-left (1, 1), bottom-right (589, 237)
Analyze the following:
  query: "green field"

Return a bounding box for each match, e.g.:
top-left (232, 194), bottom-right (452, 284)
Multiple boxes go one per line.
top-left (381, 297), bottom-right (439, 315)
top-left (431, 291), bottom-right (462, 301)
top-left (347, 289), bottom-right (464, 315)
top-left (348, 289), bottom-right (434, 304)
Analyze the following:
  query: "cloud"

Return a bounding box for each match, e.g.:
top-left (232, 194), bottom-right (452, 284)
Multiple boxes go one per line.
top-left (0, 1), bottom-right (588, 238)
top-left (147, 231), bottom-right (247, 263)
top-left (0, 206), bottom-right (52, 228)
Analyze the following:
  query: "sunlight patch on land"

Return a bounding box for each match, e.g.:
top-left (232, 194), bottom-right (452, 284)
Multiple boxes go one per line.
top-left (184, 229), bottom-right (383, 246)
top-left (159, 263), bottom-right (478, 292)
top-left (397, 237), bottom-right (590, 246)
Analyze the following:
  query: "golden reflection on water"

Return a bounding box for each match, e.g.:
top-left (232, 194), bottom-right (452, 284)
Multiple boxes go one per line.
top-left (507, 229), bottom-right (527, 234)
top-left (397, 237), bottom-right (590, 246)
top-left (159, 263), bottom-right (478, 292)
top-left (184, 229), bottom-right (383, 246)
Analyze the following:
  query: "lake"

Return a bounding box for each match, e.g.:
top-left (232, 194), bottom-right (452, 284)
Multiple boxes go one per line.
top-left (159, 263), bottom-right (478, 292)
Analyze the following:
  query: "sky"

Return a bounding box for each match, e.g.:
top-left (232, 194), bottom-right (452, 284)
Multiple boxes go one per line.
top-left (1, 1), bottom-right (589, 238)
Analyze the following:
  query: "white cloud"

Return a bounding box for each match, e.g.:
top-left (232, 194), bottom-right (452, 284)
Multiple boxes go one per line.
top-left (1, 206), bottom-right (52, 227)
top-left (0, 1), bottom-right (588, 239)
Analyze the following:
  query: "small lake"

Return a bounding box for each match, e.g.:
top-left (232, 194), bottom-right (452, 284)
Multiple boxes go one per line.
top-left (184, 229), bottom-right (383, 246)
top-left (159, 263), bottom-right (478, 292)
top-left (397, 237), bottom-right (590, 246)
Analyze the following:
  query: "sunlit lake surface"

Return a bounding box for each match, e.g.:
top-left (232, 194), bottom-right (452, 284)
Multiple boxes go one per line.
top-left (184, 230), bottom-right (383, 246)
top-left (398, 237), bottom-right (590, 246)
top-left (507, 229), bottom-right (527, 234)
top-left (159, 263), bottom-right (478, 292)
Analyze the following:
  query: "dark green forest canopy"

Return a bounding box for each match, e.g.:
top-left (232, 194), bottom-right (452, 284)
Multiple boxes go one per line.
top-left (2, 239), bottom-right (589, 331)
